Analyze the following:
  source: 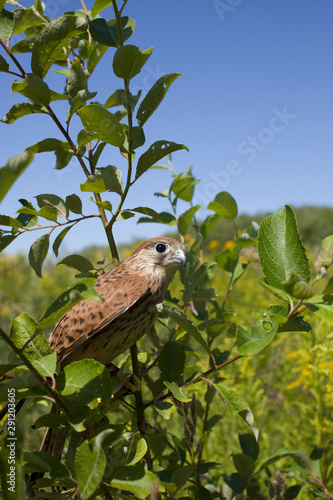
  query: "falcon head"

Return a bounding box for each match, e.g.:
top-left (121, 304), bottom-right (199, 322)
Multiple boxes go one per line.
top-left (129, 237), bottom-right (186, 284)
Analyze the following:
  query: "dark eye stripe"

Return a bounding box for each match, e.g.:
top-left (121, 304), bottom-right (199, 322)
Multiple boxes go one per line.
top-left (156, 243), bottom-right (167, 253)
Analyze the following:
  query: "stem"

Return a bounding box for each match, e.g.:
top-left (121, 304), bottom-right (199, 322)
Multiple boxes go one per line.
top-left (144, 354), bottom-right (242, 410)
top-left (112, 0), bottom-right (124, 46)
top-left (0, 38), bottom-right (26, 77)
top-left (0, 326), bottom-right (69, 414)
top-left (46, 105), bottom-right (90, 178)
top-left (94, 193), bottom-right (120, 263)
top-left (130, 344), bottom-right (153, 470)
top-left (18, 214), bottom-right (100, 234)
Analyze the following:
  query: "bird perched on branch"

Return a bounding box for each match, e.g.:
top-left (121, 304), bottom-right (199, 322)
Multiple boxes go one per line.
top-left (49, 237), bottom-right (186, 366)
top-left (35, 237), bottom-right (186, 464)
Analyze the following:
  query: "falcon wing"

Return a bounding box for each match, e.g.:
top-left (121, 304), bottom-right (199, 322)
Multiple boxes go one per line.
top-left (48, 272), bottom-right (149, 363)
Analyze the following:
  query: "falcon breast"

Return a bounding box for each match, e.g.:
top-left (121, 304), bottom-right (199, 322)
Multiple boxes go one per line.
top-left (48, 237), bottom-right (186, 367)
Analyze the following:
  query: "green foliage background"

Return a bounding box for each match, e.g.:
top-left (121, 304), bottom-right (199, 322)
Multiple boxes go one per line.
top-left (0, 0), bottom-right (332, 498)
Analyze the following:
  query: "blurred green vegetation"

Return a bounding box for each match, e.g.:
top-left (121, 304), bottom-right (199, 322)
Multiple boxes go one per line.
top-left (0, 205), bottom-right (332, 496)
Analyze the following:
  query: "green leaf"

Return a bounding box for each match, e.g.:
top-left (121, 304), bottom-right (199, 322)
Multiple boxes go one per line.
top-left (118, 211), bottom-right (134, 220)
top-left (87, 43), bottom-right (108, 74)
top-left (136, 73), bottom-right (182, 127)
top-left (164, 381), bottom-right (191, 403)
top-left (1, 102), bottom-right (47, 124)
top-left (109, 465), bottom-right (160, 500)
top-left (257, 277), bottom-right (291, 302)
top-left (258, 205), bottom-right (310, 291)
top-left (178, 205), bottom-right (200, 236)
top-left (12, 8), bottom-right (41, 36)
top-left (16, 199), bottom-right (38, 228)
top-left (80, 166), bottom-right (123, 194)
top-left (236, 221), bottom-right (259, 248)
top-left (49, 89), bottom-right (69, 102)
top-left (282, 271), bottom-right (315, 299)
top-left (200, 213), bottom-right (221, 238)
top-left (171, 169), bottom-right (198, 202)
top-left (65, 194), bottom-right (83, 215)
top-left (75, 437), bottom-right (106, 499)
top-left (153, 400), bottom-right (175, 420)
top-left (158, 341), bottom-right (186, 382)
top-left (33, 413), bottom-right (66, 430)
top-left (126, 433), bottom-right (148, 466)
top-left (89, 16), bottom-right (135, 47)
top-left (11, 35), bottom-right (35, 54)
top-left (12, 73), bottom-right (50, 106)
top-left (216, 246), bottom-right (239, 273)
top-left (77, 129), bottom-right (96, 148)
top-left (35, 194), bottom-right (69, 219)
top-left (155, 304), bottom-right (209, 353)
top-left (239, 433), bottom-right (260, 461)
top-left (27, 138), bottom-right (70, 154)
top-left (171, 464), bottom-right (195, 490)
top-left (113, 44), bottom-right (153, 80)
top-left (55, 149), bottom-right (73, 170)
top-left (232, 454), bottom-right (255, 479)
top-left (25, 451), bottom-right (70, 479)
top-left (32, 352), bottom-right (57, 378)
top-left (77, 104), bottom-right (125, 146)
top-left (0, 54), bottom-right (9, 72)
top-left (104, 88), bottom-right (126, 107)
top-left (91, 198), bottom-right (113, 212)
top-left (136, 141), bottom-right (188, 179)
top-left (31, 15), bottom-right (89, 78)
top-left (17, 205), bottom-right (58, 222)
top-left (0, 153), bottom-right (32, 200)
top-left (256, 448), bottom-right (300, 473)
top-left (323, 277), bottom-right (333, 294)
top-left (91, 0), bottom-right (113, 18)
top-left (0, 215), bottom-right (23, 228)
top-left (52, 225), bottom-right (74, 257)
top-left (58, 254), bottom-right (95, 273)
top-left (286, 484), bottom-right (302, 500)
top-left (28, 234), bottom-right (50, 277)
top-left (305, 294), bottom-right (333, 322)
top-left (65, 58), bottom-right (87, 100)
top-left (10, 313), bottom-right (51, 360)
top-left (0, 234), bottom-right (17, 253)
top-left (39, 278), bottom-right (101, 329)
top-left (315, 235), bottom-right (333, 272)
top-left (67, 89), bottom-right (97, 123)
top-left (130, 206), bottom-right (161, 218)
top-left (208, 191), bottom-right (238, 219)
top-left (91, 142), bottom-right (106, 168)
top-left (0, 9), bottom-right (14, 40)
top-left (57, 359), bottom-right (112, 406)
top-left (236, 320), bottom-right (278, 356)
top-left (212, 383), bottom-right (258, 439)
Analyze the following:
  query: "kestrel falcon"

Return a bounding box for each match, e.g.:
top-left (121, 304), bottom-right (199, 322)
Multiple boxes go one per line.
top-left (48, 237), bottom-right (186, 367)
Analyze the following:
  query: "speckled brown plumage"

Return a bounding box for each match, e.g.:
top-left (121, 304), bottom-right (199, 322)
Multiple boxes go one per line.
top-left (48, 237), bottom-right (186, 367)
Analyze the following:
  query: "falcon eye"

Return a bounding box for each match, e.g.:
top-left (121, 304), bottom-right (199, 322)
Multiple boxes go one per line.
top-left (156, 243), bottom-right (167, 253)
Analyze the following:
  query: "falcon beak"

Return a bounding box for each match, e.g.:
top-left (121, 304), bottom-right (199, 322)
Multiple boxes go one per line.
top-left (172, 249), bottom-right (186, 267)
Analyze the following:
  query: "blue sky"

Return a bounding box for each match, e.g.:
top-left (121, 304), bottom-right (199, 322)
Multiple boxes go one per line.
top-left (1, 0), bottom-right (332, 254)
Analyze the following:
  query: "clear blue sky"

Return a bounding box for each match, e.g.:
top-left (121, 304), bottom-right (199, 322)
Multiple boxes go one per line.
top-left (1, 0), bottom-right (332, 254)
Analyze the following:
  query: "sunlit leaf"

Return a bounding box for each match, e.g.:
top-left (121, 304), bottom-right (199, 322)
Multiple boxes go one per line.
top-left (31, 15), bottom-right (89, 78)
top-left (10, 313), bottom-right (51, 360)
top-left (113, 44), bottom-right (153, 80)
top-left (12, 73), bottom-right (50, 106)
top-left (28, 234), bottom-right (50, 277)
top-left (136, 141), bottom-right (188, 179)
top-left (208, 191), bottom-right (238, 219)
top-left (258, 206), bottom-right (310, 291)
